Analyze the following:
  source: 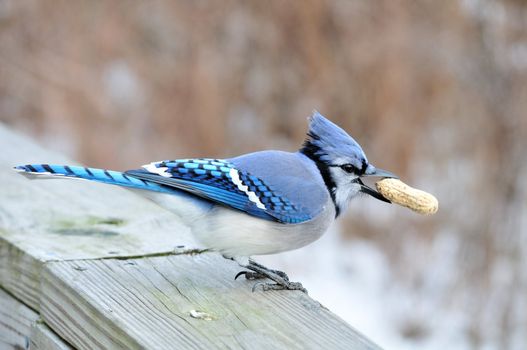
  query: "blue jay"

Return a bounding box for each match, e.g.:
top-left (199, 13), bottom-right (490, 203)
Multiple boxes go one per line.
top-left (15, 112), bottom-right (396, 292)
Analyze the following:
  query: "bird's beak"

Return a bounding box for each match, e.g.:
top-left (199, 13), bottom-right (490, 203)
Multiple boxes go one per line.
top-left (358, 166), bottom-right (398, 203)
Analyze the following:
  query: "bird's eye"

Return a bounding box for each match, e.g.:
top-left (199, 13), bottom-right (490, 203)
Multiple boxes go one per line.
top-left (340, 164), bottom-right (356, 173)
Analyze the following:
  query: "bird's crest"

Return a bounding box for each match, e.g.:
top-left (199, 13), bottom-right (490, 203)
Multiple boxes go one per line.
top-left (301, 111), bottom-right (367, 168)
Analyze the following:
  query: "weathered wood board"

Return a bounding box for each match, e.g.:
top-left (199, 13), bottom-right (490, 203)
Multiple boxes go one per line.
top-left (0, 287), bottom-right (72, 350)
top-left (30, 323), bottom-right (73, 350)
top-left (0, 124), bottom-right (200, 310)
top-left (41, 254), bottom-right (378, 350)
top-left (0, 125), bottom-right (198, 259)
top-left (0, 287), bottom-right (37, 349)
top-left (0, 123), bottom-right (382, 350)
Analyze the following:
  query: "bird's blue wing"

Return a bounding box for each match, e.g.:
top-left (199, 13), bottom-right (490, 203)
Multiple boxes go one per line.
top-left (125, 158), bottom-right (313, 224)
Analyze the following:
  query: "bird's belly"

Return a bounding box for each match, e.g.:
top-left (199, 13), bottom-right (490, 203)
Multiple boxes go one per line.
top-left (129, 188), bottom-right (213, 225)
top-left (191, 205), bottom-right (334, 257)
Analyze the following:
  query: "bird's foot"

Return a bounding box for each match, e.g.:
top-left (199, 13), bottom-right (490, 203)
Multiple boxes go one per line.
top-left (235, 268), bottom-right (289, 281)
top-left (235, 271), bottom-right (267, 280)
top-left (252, 281), bottom-right (307, 293)
top-left (234, 260), bottom-right (307, 294)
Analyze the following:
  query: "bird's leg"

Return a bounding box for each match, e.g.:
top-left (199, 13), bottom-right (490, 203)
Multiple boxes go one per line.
top-left (235, 259), bottom-right (307, 293)
top-left (234, 259), bottom-right (289, 280)
top-left (247, 260), bottom-right (290, 280)
top-left (234, 259), bottom-right (289, 281)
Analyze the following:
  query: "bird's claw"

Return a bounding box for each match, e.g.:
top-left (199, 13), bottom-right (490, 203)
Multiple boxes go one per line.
top-left (235, 270), bottom-right (290, 281)
top-left (235, 271), bottom-right (266, 280)
top-left (252, 281), bottom-right (307, 294)
top-left (234, 271), bottom-right (246, 280)
top-left (234, 259), bottom-right (307, 293)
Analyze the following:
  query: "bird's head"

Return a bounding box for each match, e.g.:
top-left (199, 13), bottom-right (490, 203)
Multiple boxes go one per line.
top-left (300, 111), bottom-right (397, 216)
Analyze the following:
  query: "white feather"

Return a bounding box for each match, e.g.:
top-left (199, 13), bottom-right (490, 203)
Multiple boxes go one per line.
top-left (129, 189), bottom-right (213, 226)
top-left (131, 189), bottom-right (334, 258)
top-left (15, 169), bottom-right (68, 180)
top-left (229, 168), bottom-right (266, 210)
top-left (192, 204), bottom-right (334, 257)
top-left (329, 167), bottom-right (362, 213)
top-left (142, 162), bottom-right (172, 177)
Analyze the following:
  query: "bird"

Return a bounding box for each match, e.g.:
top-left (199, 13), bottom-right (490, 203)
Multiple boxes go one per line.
top-left (14, 111), bottom-right (397, 293)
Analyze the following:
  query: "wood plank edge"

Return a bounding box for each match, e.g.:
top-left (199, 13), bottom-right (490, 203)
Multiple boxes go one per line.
top-left (40, 263), bottom-right (142, 350)
top-left (1, 285), bottom-right (74, 350)
top-left (1, 231), bottom-right (209, 312)
top-left (0, 237), bottom-right (42, 310)
top-left (30, 321), bottom-right (74, 350)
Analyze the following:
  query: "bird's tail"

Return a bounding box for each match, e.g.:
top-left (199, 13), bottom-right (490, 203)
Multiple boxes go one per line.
top-left (14, 164), bottom-right (176, 195)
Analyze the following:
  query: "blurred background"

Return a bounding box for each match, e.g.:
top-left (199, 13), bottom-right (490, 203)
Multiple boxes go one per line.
top-left (1, 0), bottom-right (526, 349)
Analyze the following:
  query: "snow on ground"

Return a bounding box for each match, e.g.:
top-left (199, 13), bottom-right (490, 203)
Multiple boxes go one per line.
top-left (256, 224), bottom-right (472, 350)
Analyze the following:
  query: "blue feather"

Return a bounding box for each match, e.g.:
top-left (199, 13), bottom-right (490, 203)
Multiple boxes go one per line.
top-left (14, 164), bottom-right (179, 195)
top-left (15, 157), bottom-right (318, 224)
top-left (129, 158), bottom-right (314, 223)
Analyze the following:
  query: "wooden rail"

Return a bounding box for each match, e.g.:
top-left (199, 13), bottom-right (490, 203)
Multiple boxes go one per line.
top-left (0, 124), bottom-right (381, 350)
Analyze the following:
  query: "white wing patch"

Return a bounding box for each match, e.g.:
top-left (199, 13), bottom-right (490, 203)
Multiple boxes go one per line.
top-left (14, 168), bottom-right (66, 180)
top-left (229, 168), bottom-right (266, 210)
top-left (142, 162), bottom-right (172, 178)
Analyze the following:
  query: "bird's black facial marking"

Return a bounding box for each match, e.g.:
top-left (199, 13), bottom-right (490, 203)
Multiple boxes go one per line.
top-left (300, 140), bottom-right (340, 217)
top-left (360, 159), bottom-right (368, 175)
top-left (328, 163), bottom-right (361, 175)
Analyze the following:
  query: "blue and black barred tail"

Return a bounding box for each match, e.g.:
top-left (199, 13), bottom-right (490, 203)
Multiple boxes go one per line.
top-left (14, 164), bottom-right (177, 195)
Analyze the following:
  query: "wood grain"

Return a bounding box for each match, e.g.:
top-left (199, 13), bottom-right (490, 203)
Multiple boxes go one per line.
top-left (41, 253), bottom-right (380, 350)
top-left (0, 287), bottom-right (37, 350)
top-left (0, 288), bottom-right (72, 350)
top-left (30, 323), bottom-right (73, 350)
top-left (0, 124), bottom-right (200, 310)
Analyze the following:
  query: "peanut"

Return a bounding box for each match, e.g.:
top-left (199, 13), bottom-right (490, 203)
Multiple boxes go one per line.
top-left (375, 178), bottom-right (438, 215)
